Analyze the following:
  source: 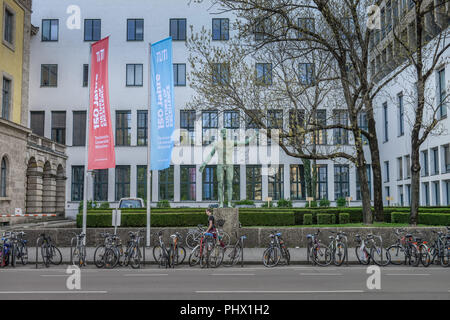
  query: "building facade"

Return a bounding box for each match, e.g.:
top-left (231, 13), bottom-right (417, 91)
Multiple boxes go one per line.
top-left (0, 0), bottom-right (67, 225)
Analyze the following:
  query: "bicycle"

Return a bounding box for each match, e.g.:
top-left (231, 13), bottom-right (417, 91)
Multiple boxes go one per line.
top-left (38, 233), bottom-right (62, 268)
top-left (355, 233), bottom-right (389, 266)
top-left (123, 230), bottom-right (144, 269)
top-left (429, 227), bottom-right (450, 267)
top-left (14, 232), bottom-right (29, 266)
top-left (168, 232), bottom-right (186, 268)
top-left (327, 231), bottom-right (348, 266)
top-left (186, 224), bottom-right (206, 249)
top-left (223, 223), bottom-right (247, 267)
top-left (386, 229), bottom-right (419, 266)
top-left (0, 232), bottom-right (13, 267)
top-left (94, 232), bottom-right (123, 269)
top-left (70, 232), bottom-right (87, 267)
top-left (263, 231), bottom-right (290, 267)
top-left (189, 232), bottom-right (216, 268)
top-left (153, 231), bottom-right (170, 268)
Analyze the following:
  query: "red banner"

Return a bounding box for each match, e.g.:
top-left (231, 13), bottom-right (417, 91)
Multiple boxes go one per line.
top-left (88, 37), bottom-right (115, 170)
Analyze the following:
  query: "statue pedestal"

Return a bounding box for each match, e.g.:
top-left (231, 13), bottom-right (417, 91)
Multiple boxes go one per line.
top-left (213, 208), bottom-right (239, 242)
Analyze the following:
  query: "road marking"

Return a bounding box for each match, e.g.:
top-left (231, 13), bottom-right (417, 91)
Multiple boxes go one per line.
top-left (300, 273), bottom-right (343, 276)
top-left (40, 275), bottom-right (67, 277)
top-left (385, 274), bottom-right (431, 276)
top-left (123, 274), bottom-right (168, 277)
top-left (0, 291), bottom-right (107, 294)
top-left (196, 290), bottom-right (364, 294)
top-left (211, 273), bottom-right (255, 276)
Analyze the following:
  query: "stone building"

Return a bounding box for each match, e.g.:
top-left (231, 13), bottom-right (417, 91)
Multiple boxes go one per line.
top-left (0, 0), bottom-right (66, 225)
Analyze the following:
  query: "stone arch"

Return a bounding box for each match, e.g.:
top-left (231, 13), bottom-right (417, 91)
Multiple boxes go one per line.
top-left (55, 164), bottom-right (66, 216)
top-left (42, 161), bottom-right (56, 215)
top-left (26, 157), bottom-right (43, 214)
top-left (0, 155), bottom-right (9, 198)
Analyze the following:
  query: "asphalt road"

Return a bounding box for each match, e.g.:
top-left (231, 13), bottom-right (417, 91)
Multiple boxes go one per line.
top-left (0, 264), bottom-right (449, 300)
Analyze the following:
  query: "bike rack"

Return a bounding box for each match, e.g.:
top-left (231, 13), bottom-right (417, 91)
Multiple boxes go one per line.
top-left (69, 236), bottom-right (76, 266)
top-left (35, 236), bottom-right (42, 269)
top-left (241, 237), bottom-right (244, 268)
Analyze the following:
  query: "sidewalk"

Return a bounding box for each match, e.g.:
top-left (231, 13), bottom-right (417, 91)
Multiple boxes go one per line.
top-left (26, 247), bottom-right (362, 265)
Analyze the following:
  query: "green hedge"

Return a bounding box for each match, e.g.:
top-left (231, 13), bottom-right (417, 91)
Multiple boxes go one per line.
top-left (303, 214), bottom-right (312, 225)
top-left (339, 213), bottom-right (350, 224)
top-left (391, 212), bottom-right (450, 225)
top-left (317, 213), bottom-right (336, 225)
top-left (239, 211), bottom-right (295, 226)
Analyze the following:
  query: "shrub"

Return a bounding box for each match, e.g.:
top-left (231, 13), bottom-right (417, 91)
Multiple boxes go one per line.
top-left (99, 202), bottom-right (110, 209)
top-left (319, 199), bottom-right (331, 207)
top-left (303, 214), bottom-right (313, 225)
top-left (277, 199), bottom-right (293, 208)
top-left (304, 200), bottom-right (317, 208)
top-left (317, 213), bottom-right (336, 225)
top-left (240, 211), bottom-right (295, 226)
top-left (336, 197), bottom-right (346, 207)
top-left (157, 200), bottom-right (170, 208)
top-left (339, 213), bottom-right (350, 224)
top-left (419, 213), bottom-right (450, 225)
top-left (391, 212), bottom-right (409, 224)
top-left (235, 199), bottom-right (255, 206)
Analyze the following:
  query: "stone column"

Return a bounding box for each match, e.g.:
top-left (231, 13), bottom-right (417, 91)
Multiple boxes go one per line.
top-left (55, 176), bottom-right (66, 216)
top-left (26, 170), bottom-right (43, 214)
top-left (213, 208), bottom-right (239, 242)
top-left (42, 170), bottom-right (57, 214)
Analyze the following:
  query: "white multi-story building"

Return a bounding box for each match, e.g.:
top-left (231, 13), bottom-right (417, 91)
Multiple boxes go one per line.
top-left (28, 0), bottom-right (449, 219)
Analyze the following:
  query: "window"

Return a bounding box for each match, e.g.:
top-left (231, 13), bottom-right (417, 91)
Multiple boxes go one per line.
top-left (333, 110), bottom-right (348, 145)
top-left (82, 64), bottom-right (89, 87)
top-left (267, 110), bottom-right (283, 145)
top-left (127, 19), bottom-right (144, 41)
top-left (423, 182), bottom-right (430, 206)
top-left (137, 110), bottom-right (148, 146)
top-left (383, 102), bottom-right (388, 142)
top-left (432, 147), bottom-right (439, 174)
top-left (384, 161), bottom-right (390, 182)
top-left (84, 19), bottom-right (101, 41)
top-left (116, 111), bottom-right (131, 146)
top-left (290, 165), bottom-right (305, 200)
top-left (203, 166), bottom-right (217, 200)
top-left (136, 165), bottom-right (149, 200)
top-left (381, 7), bottom-right (385, 38)
top-left (254, 18), bottom-right (271, 41)
top-left (0, 157), bottom-right (7, 197)
top-left (72, 111), bottom-right (86, 146)
top-left (438, 68), bottom-right (447, 118)
top-left (314, 110), bottom-right (327, 145)
top-left (421, 150), bottom-right (429, 176)
top-left (299, 63), bottom-right (315, 85)
top-left (212, 63), bottom-right (229, 85)
top-left (405, 155), bottom-right (411, 178)
top-left (42, 19), bottom-right (58, 41)
top-left (51, 111), bottom-right (66, 144)
top-left (169, 18), bottom-right (186, 41)
top-left (224, 110), bottom-right (240, 141)
top-left (30, 111), bottom-right (45, 136)
top-left (126, 64), bottom-right (143, 86)
top-left (316, 165), bottom-right (328, 200)
top-left (71, 166), bottom-right (84, 201)
top-left (180, 166), bottom-right (196, 201)
top-left (356, 165), bottom-right (372, 200)
top-left (246, 165), bottom-right (262, 200)
top-left (212, 18), bottom-right (229, 40)
top-left (180, 110), bottom-right (195, 146)
top-left (358, 112), bottom-right (368, 144)
top-left (268, 165), bottom-right (284, 200)
top-left (173, 64), bottom-right (186, 86)
top-left (334, 165), bottom-right (350, 199)
top-left (289, 109), bottom-right (305, 145)
top-left (385, 186), bottom-right (391, 205)
top-left (398, 93), bottom-right (404, 136)
top-left (93, 169), bottom-right (108, 201)
top-left (41, 64), bottom-right (58, 87)
top-left (246, 111), bottom-right (261, 146)
top-left (434, 182), bottom-right (440, 205)
top-left (298, 18), bottom-right (315, 38)
top-left (444, 145), bottom-right (450, 173)
top-left (397, 157), bottom-right (403, 180)
top-left (202, 111), bottom-right (218, 145)
top-left (256, 63), bottom-right (272, 85)
top-left (159, 166), bottom-right (174, 201)
top-left (115, 166), bottom-right (130, 200)
top-left (3, 6), bottom-right (14, 45)
top-left (386, 1), bottom-right (392, 32)
top-left (1, 78), bottom-right (11, 120)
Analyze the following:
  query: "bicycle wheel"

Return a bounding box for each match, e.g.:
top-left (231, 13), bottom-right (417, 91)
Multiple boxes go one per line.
top-left (153, 245), bottom-right (164, 263)
top-left (188, 246), bottom-right (201, 267)
top-left (409, 245), bottom-right (420, 267)
top-left (10, 246), bottom-right (16, 268)
top-left (208, 245), bottom-right (224, 268)
top-left (387, 245), bottom-right (406, 265)
top-left (41, 245), bottom-right (50, 268)
top-left (333, 242), bottom-right (346, 266)
top-left (185, 232), bottom-right (198, 249)
top-left (355, 246), bottom-right (370, 265)
top-left (19, 243), bottom-right (28, 265)
top-left (219, 232), bottom-right (231, 246)
top-left (263, 247), bottom-right (281, 267)
top-left (171, 246), bottom-right (186, 266)
top-left (199, 242), bottom-right (209, 269)
top-left (49, 246), bottom-right (62, 265)
top-left (441, 244), bottom-right (450, 267)
top-left (313, 244), bottom-right (331, 266)
top-left (371, 246), bottom-right (389, 266)
top-left (223, 245), bottom-right (241, 267)
top-left (103, 248), bottom-right (118, 269)
top-left (419, 244), bottom-right (431, 267)
top-left (280, 247), bottom-right (290, 265)
top-left (130, 246), bottom-right (141, 269)
top-left (71, 247), bottom-right (80, 266)
top-left (0, 245), bottom-right (5, 268)
top-left (94, 245), bottom-right (106, 268)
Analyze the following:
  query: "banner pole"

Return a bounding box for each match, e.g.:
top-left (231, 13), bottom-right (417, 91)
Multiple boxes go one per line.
top-left (146, 43), bottom-right (152, 247)
top-left (82, 44), bottom-right (92, 243)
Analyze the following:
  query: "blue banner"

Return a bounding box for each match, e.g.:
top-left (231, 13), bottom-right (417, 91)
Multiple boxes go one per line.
top-left (150, 37), bottom-right (175, 170)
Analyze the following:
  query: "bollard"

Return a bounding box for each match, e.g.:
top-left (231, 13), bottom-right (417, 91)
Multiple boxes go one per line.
top-left (35, 236), bottom-right (41, 269)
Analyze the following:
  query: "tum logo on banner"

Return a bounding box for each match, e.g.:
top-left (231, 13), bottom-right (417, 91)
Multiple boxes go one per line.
top-left (66, 265), bottom-right (81, 290)
top-left (96, 49), bottom-right (105, 62)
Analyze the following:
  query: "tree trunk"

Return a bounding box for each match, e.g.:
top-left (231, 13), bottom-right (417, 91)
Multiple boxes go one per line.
top-left (356, 157), bottom-right (373, 225)
top-left (410, 148), bottom-right (421, 226)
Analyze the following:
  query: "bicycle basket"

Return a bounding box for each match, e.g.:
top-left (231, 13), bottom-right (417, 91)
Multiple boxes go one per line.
top-left (217, 219), bottom-right (225, 227)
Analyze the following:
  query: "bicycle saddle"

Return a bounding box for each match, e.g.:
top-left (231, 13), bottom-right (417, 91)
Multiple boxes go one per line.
top-left (204, 232), bottom-right (214, 237)
top-left (241, 235), bottom-right (247, 240)
top-left (276, 232), bottom-right (282, 237)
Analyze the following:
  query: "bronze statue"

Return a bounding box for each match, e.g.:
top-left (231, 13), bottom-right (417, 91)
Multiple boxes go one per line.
top-left (200, 128), bottom-right (255, 208)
